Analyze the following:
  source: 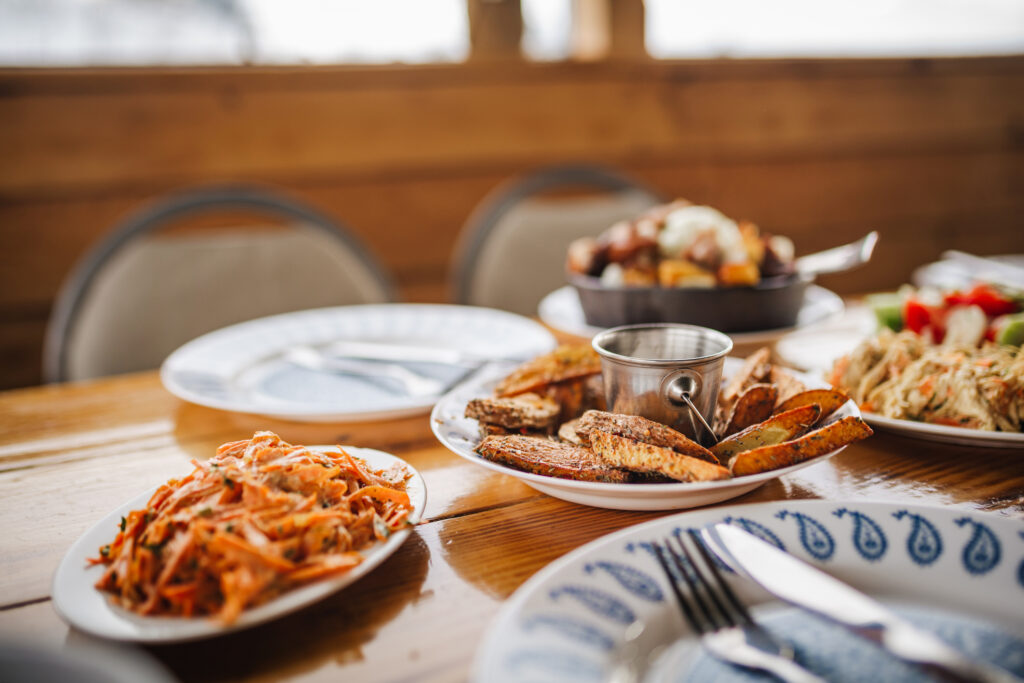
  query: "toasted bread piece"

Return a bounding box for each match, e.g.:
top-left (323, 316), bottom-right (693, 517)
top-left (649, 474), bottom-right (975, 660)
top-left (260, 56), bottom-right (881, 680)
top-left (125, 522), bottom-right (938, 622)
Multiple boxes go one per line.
top-left (769, 366), bottom-right (808, 407)
top-left (774, 389), bottom-right (849, 422)
top-left (558, 419), bottom-right (583, 445)
top-left (730, 416), bottom-right (873, 477)
top-left (575, 410), bottom-right (719, 464)
top-left (590, 431), bottom-right (730, 482)
top-left (476, 435), bottom-right (629, 483)
top-left (495, 345), bottom-right (602, 397)
top-left (722, 383), bottom-right (778, 437)
top-left (541, 374), bottom-right (607, 423)
top-left (721, 347), bottom-right (772, 405)
top-left (712, 404), bottom-right (821, 463)
top-left (465, 392), bottom-right (559, 431)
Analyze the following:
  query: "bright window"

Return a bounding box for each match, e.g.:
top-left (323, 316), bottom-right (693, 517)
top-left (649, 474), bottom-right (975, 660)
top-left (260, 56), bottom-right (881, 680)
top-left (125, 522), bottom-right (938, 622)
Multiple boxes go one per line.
top-left (646, 0), bottom-right (1024, 58)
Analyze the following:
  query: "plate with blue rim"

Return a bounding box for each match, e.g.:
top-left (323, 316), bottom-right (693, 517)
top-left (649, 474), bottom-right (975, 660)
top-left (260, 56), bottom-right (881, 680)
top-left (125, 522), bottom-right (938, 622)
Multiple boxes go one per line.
top-left (472, 500), bottom-right (1024, 682)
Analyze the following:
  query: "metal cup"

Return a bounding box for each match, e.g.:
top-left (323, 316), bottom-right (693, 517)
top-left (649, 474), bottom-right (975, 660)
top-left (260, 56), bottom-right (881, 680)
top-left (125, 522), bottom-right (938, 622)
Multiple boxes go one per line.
top-left (591, 323), bottom-right (733, 446)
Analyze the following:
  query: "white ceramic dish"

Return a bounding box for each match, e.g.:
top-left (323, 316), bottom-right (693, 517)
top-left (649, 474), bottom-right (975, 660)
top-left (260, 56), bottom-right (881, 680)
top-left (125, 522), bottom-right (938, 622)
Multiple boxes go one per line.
top-left (160, 304), bottom-right (556, 422)
top-left (538, 284), bottom-right (844, 344)
top-left (430, 358), bottom-right (862, 511)
top-left (473, 500), bottom-right (1024, 683)
top-left (776, 306), bottom-right (1024, 449)
top-left (52, 446), bottom-right (426, 643)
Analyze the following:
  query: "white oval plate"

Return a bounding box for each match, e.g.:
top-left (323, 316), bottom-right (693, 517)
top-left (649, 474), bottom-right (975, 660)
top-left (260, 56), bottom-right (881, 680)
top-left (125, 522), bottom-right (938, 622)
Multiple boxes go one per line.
top-left (473, 500), bottom-right (1024, 683)
top-left (775, 306), bottom-right (1024, 449)
top-left (430, 358), bottom-right (862, 511)
top-left (160, 304), bottom-right (556, 422)
top-left (538, 285), bottom-right (844, 344)
top-left (52, 446), bottom-right (427, 643)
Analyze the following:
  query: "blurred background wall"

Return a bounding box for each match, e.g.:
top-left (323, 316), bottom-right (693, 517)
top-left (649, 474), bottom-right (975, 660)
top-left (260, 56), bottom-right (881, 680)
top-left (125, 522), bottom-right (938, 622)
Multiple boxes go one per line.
top-left (1, 0), bottom-right (1023, 389)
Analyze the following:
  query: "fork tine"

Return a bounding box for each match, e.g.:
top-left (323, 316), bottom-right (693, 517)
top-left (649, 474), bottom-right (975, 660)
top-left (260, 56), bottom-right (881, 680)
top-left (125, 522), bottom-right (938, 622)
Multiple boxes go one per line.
top-left (652, 541), bottom-right (704, 634)
top-left (684, 529), bottom-right (754, 628)
top-left (668, 533), bottom-right (728, 632)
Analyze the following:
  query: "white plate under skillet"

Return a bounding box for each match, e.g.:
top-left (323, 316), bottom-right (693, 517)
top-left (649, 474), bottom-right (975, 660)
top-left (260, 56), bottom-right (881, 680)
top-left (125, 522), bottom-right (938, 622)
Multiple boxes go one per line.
top-left (430, 358), bottom-right (862, 511)
top-left (473, 500), bottom-right (1024, 683)
top-left (538, 285), bottom-right (844, 345)
top-left (52, 447), bottom-right (426, 643)
top-left (160, 304), bottom-right (556, 422)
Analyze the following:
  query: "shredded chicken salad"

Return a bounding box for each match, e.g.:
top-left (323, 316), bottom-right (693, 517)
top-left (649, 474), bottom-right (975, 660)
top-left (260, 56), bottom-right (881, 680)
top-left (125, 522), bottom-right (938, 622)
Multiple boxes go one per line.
top-left (90, 431), bottom-right (414, 623)
top-left (830, 329), bottom-right (1023, 432)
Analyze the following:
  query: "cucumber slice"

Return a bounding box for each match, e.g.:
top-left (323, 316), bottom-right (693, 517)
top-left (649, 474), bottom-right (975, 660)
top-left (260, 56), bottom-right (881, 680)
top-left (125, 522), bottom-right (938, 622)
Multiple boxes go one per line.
top-left (866, 292), bottom-right (903, 331)
top-left (993, 313), bottom-right (1024, 346)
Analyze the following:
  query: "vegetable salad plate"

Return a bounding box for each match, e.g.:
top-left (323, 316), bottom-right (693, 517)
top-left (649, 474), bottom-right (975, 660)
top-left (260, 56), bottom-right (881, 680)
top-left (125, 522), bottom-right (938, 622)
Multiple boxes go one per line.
top-left (430, 358), bottom-right (862, 511)
top-left (538, 284), bottom-right (844, 345)
top-left (52, 446), bottom-right (426, 643)
top-left (161, 304), bottom-right (556, 422)
top-left (776, 308), bottom-right (1024, 449)
top-left (473, 500), bottom-right (1024, 683)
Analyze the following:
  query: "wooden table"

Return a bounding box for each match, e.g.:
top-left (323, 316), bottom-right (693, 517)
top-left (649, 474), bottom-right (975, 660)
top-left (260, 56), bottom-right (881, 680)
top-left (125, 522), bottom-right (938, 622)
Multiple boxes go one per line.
top-left (1, 370), bottom-right (1022, 682)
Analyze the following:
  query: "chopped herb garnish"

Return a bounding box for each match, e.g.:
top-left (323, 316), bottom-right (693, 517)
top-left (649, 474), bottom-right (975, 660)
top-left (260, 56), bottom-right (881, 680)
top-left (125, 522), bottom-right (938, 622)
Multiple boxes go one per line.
top-left (222, 476), bottom-right (235, 489)
top-left (225, 523), bottom-right (234, 533)
top-left (100, 544), bottom-right (111, 557)
top-left (197, 507), bottom-right (213, 518)
top-left (119, 516), bottom-right (126, 532)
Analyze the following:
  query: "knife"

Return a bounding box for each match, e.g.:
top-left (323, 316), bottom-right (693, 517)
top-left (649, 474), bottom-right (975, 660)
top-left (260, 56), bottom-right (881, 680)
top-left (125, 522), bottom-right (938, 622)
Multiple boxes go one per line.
top-left (702, 523), bottom-right (1022, 683)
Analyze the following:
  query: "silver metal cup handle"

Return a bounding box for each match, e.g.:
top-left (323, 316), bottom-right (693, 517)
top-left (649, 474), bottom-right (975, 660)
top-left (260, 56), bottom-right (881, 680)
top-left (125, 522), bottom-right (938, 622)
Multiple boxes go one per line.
top-left (665, 374), bottom-right (719, 447)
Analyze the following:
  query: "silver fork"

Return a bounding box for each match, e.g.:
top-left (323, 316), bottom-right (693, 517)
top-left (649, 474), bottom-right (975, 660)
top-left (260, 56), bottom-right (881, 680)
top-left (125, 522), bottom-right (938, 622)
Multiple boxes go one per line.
top-left (652, 530), bottom-right (825, 683)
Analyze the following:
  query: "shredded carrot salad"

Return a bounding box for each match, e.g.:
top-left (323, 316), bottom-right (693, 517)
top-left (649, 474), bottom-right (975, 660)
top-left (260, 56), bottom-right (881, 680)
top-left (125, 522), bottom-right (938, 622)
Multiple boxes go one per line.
top-left (89, 431), bottom-right (414, 623)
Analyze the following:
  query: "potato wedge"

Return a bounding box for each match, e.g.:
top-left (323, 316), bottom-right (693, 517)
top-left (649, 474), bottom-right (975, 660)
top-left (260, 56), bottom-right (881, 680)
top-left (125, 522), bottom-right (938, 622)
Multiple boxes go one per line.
top-left (730, 416), bottom-right (873, 476)
top-left (768, 366), bottom-right (808, 407)
top-left (591, 431), bottom-right (731, 482)
top-left (774, 389), bottom-right (850, 422)
top-left (575, 410), bottom-right (719, 464)
top-left (711, 404), bottom-right (821, 463)
top-left (722, 383), bottom-right (778, 437)
top-left (721, 347), bottom-right (773, 405)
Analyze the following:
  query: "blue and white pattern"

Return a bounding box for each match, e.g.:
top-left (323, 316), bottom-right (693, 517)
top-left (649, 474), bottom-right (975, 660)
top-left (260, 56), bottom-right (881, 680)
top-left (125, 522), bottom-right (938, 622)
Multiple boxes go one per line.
top-left (473, 501), bottom-right (1024, 683)
top-left (956, 517), bottom-right (1002, 576)
top-left (893, 509), bottom-right (944, 566)
top-left (834, 507), bottom-right (888, 562)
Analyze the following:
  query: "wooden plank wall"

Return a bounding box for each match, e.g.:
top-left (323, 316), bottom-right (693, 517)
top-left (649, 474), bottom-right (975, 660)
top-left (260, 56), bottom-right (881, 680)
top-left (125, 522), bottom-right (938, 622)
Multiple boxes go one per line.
top-left (1, 57), bottom-right (1023, 389)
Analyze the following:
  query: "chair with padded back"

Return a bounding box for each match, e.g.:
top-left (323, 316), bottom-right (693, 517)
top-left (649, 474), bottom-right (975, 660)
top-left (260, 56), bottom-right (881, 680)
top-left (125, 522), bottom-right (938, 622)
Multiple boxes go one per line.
top-left (44, 185), bottom-right (396, 383)
top-left (451, 164), bottom-right (663, 316)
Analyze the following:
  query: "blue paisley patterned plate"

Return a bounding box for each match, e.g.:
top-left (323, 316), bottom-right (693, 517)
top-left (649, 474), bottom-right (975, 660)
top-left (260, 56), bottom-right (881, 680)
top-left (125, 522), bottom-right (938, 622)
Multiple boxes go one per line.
top-left (472, 501), bottom-right (1024, 682)
top-left (431, 358), bottom-right (862, 511)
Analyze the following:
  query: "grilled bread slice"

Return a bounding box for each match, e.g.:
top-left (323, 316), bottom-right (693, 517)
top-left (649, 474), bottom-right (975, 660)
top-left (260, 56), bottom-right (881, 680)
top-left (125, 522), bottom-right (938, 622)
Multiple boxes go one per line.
top-left (465, 392), bottom-right (560, 432)
top-left (476, 434), bottom-right (629, 483)
top-left (495, 344), bottom-right (602, 397)
top-left (575, 410), bottom-right (719, 464)
top-left (590, 431), bottom-right (731, 482)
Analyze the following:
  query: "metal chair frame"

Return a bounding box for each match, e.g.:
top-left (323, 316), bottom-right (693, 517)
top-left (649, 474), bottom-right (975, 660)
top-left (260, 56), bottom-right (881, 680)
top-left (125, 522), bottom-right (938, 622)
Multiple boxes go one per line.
top-left (450, 164), bottom-right (663, 306)
top-left (43, 184), bottom-right (396, 383)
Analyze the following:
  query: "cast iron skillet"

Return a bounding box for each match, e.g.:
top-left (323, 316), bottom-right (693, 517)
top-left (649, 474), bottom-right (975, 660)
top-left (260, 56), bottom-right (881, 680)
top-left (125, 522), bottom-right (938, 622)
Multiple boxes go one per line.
top-left (570, 272), bottom-right (811, 333)
top-left (569, 231), bottom-right (878, 333)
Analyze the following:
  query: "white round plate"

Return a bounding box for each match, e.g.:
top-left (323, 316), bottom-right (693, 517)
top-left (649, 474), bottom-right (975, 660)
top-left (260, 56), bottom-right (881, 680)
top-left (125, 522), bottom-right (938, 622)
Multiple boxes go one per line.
top-left (861, 414), bottom-right (1024, 449)
top-left (52, 446), bottom-right (427, 643)
top-left (776, 307), bottom-right (1024, 449)
top-left (913, 254), bottom-right (1024, 290)
top-left (160, 304), bottom-right (556, 422)
top-left (538, 285), bottom-right (844, 344)
top-left (473, 500), bottom-right (1024, 683)
top-left (430, 358), bottom-right (862, 511)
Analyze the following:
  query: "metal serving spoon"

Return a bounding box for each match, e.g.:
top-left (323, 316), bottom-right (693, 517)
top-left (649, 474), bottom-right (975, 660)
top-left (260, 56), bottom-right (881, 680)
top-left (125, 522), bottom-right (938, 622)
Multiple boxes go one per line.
top-left (795, 231), bottom-right (878, 278)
